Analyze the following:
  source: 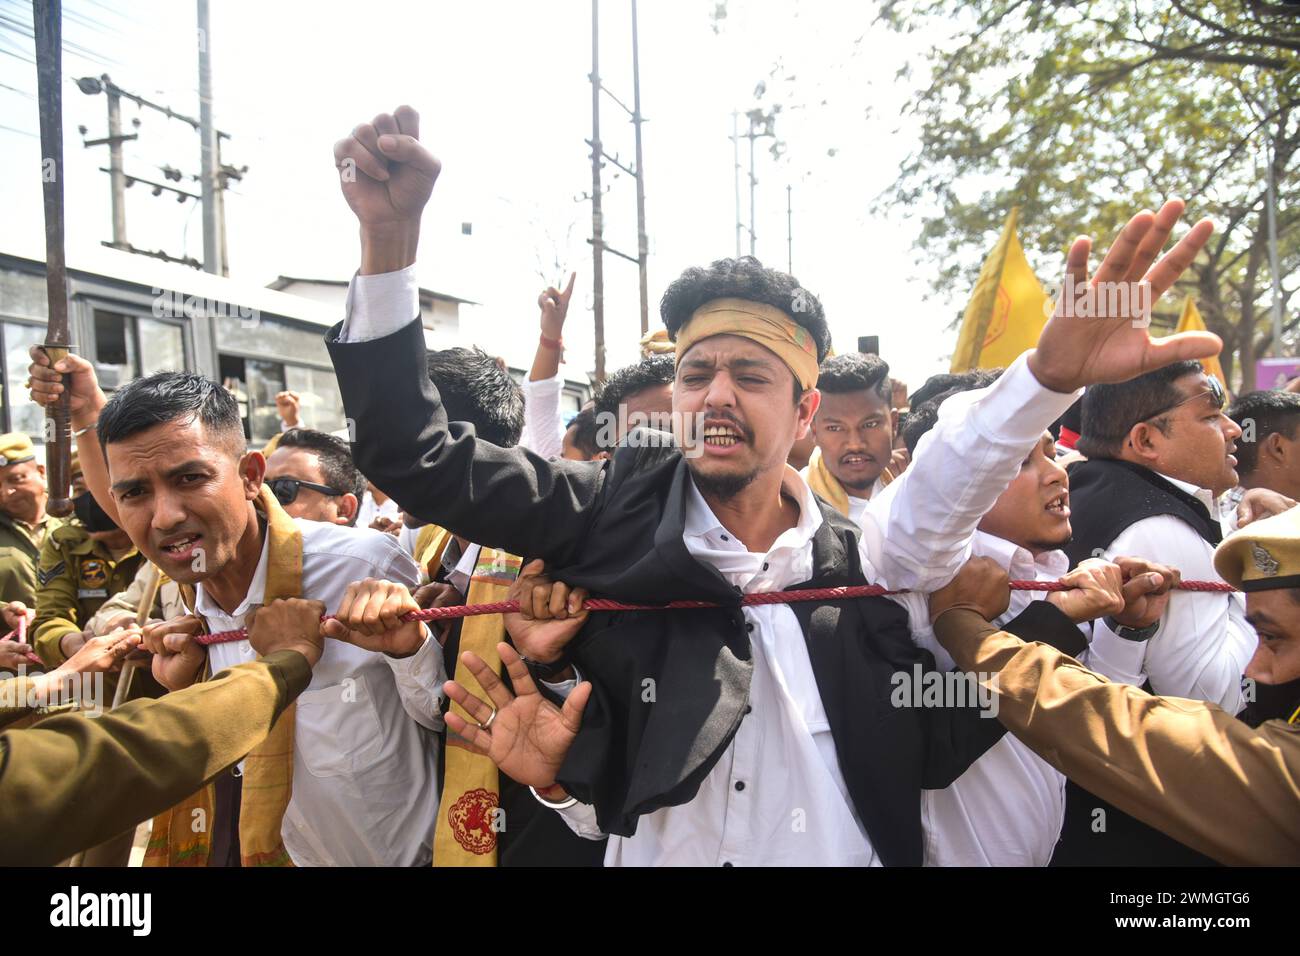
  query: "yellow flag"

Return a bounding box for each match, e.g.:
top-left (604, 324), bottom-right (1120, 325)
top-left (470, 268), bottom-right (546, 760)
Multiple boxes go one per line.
top-left (1171, 296), bottom-right (1228, 394)
top-left (950, 208), bottom-right (1050, 372)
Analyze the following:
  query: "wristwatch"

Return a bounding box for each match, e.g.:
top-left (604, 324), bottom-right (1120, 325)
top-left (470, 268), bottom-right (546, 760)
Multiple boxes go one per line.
top-left (1103, 616), bottom-right (1159, 642)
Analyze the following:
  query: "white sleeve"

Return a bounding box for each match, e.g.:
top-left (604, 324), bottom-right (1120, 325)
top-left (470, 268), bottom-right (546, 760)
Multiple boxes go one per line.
top-left (861, 353), bottom-right (1081, 591)
top-left (533, 790), bottom-right (606, 841)
top-left (520, 375), bottom-right (567, 460)
top-left (1106, 516), bottom-right (1254, 712)
top-left (539, 664), bottom-right (583, 699)
top-left (1080, 618), bottom-right (1150, 687)
top-left (339, 266), bottom-right (420, 342)
top-left (366, 536), bottom-right (448, 730)
top-left (533, 666), bottom-right (603, 840)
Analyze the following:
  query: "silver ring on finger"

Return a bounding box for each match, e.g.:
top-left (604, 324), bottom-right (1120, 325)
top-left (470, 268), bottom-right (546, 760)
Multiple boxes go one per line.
top-left (479, 708), bottom-right (497, 731)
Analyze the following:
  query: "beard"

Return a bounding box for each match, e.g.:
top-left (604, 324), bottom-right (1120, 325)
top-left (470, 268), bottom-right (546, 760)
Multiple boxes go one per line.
top-left (689, 462), bottom-right (762, 502)
top-left (1027, 529), bottom-right (1072, 554)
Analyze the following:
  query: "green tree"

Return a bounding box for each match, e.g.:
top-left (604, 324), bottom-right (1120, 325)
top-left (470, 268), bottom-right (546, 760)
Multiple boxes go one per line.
top-left (877, 0), bottom-right (1300, 388)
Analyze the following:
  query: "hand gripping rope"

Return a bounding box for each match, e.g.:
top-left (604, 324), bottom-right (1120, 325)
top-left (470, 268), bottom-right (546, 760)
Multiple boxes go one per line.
top-left (188, 578), bottom-right (1237, 647)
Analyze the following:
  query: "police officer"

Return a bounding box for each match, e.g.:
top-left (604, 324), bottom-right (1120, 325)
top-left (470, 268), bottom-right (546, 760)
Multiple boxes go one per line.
top-left (0, 432), bottom-right (63, 605)
top-left (928, 503), bottom-right (1300, 865)
top-left (31, 486), bottom-right (144, 677)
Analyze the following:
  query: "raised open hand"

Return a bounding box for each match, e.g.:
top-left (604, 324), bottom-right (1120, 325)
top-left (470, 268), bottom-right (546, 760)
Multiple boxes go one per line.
top-left (443, 642), bottom-right (591, 789)
top-left (1029, 199), bottom-right (1219, 393)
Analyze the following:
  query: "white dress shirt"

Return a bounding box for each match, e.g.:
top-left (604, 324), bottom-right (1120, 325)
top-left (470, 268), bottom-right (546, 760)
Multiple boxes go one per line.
top-left (1084, 471), bottom-right (1252, 712)
top-left (340, 266), bottom-right (1082, 865)
top-left (195, 518), bottom-right (445, 866)
top-left (355, 490), bottom-right (401, 530)
top-left (521, 374), bottom-right (567, 459)
top-left (552, 469), bottom-right (880, 866)
top-left (902, 532), bottom-right (1075, 866)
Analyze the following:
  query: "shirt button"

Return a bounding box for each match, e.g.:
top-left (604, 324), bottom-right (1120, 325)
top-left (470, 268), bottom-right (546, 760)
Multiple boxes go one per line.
top-left (722, 861), bottom-right (733, 867)
top-left (735, 781), bottom-right (746, 792)
top-left (721, 534), bottom-right (729, 541)
top-left (762, 562), bottom-right (769, 571)
top-left (746, 622), bottom-right (754, 633)
top-left (744, 704), bottom-right (752, 715)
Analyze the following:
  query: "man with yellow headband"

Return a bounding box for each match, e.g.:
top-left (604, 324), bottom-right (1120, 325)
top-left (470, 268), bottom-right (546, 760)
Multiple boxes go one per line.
top-left (924, 501), bottom-right (1300, 865)
top-left (326, 105), bottom-right (1220, 865)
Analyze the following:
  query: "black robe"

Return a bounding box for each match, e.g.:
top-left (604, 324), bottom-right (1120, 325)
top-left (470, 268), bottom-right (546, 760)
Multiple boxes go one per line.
top-left (328, 316), bottom-right (1039, 865)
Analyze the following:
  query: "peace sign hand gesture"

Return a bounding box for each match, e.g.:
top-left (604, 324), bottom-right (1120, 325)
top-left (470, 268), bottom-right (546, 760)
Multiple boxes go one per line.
top-left (538, 272), bottom-right (577, 340)
top-left (443, 642), bottom-right (591, 790)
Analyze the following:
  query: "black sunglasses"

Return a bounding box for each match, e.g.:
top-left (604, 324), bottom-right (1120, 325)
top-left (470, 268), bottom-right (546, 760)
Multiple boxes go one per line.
top-left (267, 477), bottom-right (344, 506)
top-left (1142, 376), bottom-right (1226, 424)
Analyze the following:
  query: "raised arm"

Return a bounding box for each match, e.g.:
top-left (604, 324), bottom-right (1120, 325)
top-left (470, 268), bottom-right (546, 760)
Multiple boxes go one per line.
top-left (864, 200), bottom-right (1218, 592)
top-left (326, 107), bottom-right (612, 561)
top-left (520, 273), bottom-right (577, 458)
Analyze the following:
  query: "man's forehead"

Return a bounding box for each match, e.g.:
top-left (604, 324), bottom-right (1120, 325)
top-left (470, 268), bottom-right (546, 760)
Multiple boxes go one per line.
top-left (679, 333), bottom-right (785, 368)
top-left (266, 446), bottom-right (323, 479)
top-left (817, 389), bottom-right (890, 418)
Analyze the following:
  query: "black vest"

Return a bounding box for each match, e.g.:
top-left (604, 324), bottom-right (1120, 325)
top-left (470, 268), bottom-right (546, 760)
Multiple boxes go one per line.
top-left (1064, 458), bottom-right (1221, 567)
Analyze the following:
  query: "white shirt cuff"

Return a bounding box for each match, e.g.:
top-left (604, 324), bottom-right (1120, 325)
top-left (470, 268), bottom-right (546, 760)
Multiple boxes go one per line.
top-left (522, 373), bottom-right (564, 395)
top-left (1082, 618), bottom-right (1150, 687)
top-left (540, 664), bottom-right (582, 699)
top-left (383, 627), bottom-right (447, 729)
top-left (341, 266), bottom-right (420, 342)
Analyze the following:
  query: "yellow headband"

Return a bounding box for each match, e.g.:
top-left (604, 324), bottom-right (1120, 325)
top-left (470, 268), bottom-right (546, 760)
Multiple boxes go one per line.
top-left (674, 297), bottom-right (819, 390)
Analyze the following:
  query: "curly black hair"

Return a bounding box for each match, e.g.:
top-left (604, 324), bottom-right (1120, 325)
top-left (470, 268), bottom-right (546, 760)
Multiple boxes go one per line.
top-left (594, 355), bottom-right (675, 421)
top-left (425, 347), bottom-right (525, 448)
top-left (817, 352), bottom-right (891, 399)
top-left (659, 257), bottom-right (832, 374)
top-left (565, 405), bottom-right (601, 459)
top-left (901, 369), bottom-right (1005, 455)
top-left (1227, 388), bottom-right (1300, 477)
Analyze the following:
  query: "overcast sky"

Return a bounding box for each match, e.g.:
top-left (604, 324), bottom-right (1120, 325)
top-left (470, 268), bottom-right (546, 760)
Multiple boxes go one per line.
top-left (0, 0), bottom-right (974, 389)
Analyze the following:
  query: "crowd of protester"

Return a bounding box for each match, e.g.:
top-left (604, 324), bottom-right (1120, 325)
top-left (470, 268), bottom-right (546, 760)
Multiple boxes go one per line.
top-left (1, 106), bottom-right (1298, 867)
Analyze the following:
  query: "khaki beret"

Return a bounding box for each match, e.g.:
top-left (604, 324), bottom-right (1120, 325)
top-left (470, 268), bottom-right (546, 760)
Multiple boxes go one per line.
top-left (0, 432), bottom-right (36, 467)
top-left (1214, 503), bottom-right (1300, 592)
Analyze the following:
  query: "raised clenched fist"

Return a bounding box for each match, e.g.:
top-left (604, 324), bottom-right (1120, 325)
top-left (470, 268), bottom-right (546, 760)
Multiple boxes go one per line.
top-left (333, 105), bottom-right (441, 275)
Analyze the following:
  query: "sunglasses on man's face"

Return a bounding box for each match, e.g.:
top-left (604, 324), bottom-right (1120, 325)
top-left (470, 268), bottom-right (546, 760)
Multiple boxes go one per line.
top-left (1142, 375), bottom-right (1226, 424)
top-left (267, 477), bottom-right (344, 506)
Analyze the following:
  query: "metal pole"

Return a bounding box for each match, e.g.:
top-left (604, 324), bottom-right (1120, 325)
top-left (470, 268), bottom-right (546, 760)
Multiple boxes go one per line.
top-left (786, 184), bottom-right (792, 274)
top-left (106, 83), bottom-right (127, 249)
top-left (748, 116), bottom-right (756, 257)
top-left (590, 0), bottom-right (606, 382)
top-left (732, 111), bottom-right (741, 257)
top-left (216, 136), bottom-right (229, 276)
top-left (1267, 143), bottom-right (1284, 356)
top-left (631, 0), bottom-right (648, 336)
top-left (197, 0), bottom-right (222, 275)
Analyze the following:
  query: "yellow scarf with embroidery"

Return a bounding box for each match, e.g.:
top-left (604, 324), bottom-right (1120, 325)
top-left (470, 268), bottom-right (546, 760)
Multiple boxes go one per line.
top-left (144, 485), bottom-right (302, 867)
top-left (802, 446), bottom-right (894, 517)
top-left (433, 545), bottom-right (522, 866)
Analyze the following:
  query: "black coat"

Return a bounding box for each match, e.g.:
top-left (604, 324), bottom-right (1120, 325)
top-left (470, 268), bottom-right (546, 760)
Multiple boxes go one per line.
top-left (329, 317), bottom-right (1023, 865)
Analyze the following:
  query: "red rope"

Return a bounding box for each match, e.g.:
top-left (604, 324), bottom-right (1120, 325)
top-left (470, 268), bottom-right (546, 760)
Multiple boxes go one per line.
top-left (190, 578), bottom-right (1237, 647)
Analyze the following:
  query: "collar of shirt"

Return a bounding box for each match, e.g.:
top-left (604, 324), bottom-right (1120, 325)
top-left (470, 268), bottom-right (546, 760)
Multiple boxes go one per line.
top-left (1155, 470), bottom-right (1218, 514)
top-left (193, 530), bottom-right (270, 623)
top-left (682, 465), bottom-right (823, 591)
top-left (972, 530), bottom-right (1069, 581)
